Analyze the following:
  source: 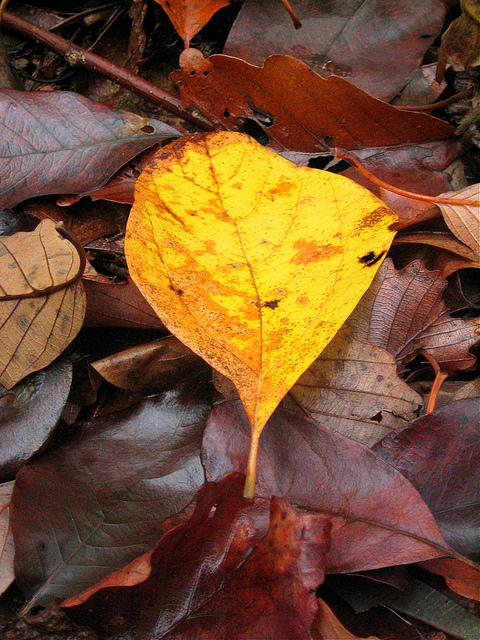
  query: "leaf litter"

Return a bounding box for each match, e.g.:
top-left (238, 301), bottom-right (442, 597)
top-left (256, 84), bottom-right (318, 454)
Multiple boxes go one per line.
top-left (0, 1), bottom-right (479, 638)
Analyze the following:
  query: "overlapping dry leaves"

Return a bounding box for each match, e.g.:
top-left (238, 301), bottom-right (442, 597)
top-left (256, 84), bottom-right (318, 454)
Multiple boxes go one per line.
top-left (0, 0), bottom-right (479, 639)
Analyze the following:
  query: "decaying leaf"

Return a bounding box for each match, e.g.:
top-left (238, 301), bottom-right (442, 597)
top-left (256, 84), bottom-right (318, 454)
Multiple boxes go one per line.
top-left (287, 327), bottom-right (423, 446)
top-left (0, 480), bottom-right (14, 597)
top-left (374, 398), bottom-right (480, 560)
top-left (312, 598), bottom-right (378, 640)
top-left (125, 131), bottom-right (397, 495)
top-left (11, 385), bottom-right (211, 609)
top-left (203, 401), bottom-right (453, 572)
top-left (0, 220), bottom-right (86, 389)
top-left (435, 183), bottom-right (480, 257)
top-left (438, 0), bottom-right (480, 73)
top-left (224, 0), bottom-right (447, 102)
top-left (64, 474), bottom-right (331, 640)
top-left (171, 51), bottom-right (455, 154)
top-left (155, 0), bottom-right (230, 47)
top-left (91, 335), bottom-right (209, 394)
top-left (0, 359), bottom-right (72, 481)
top-left (348, 258), bottom-right (479, 374)
top-left (0, 90), bottom-right (179, 209)
top-left (83, 278), bottom-right (165, 329)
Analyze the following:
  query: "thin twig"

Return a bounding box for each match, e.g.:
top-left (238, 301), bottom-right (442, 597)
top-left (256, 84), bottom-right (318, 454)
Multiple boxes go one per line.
top-left (1, 10), bottom-right (214, 131)
top-left (336, 149), bottom-right (479, 206)
top-left (397, 88), bottom-right (473, 112)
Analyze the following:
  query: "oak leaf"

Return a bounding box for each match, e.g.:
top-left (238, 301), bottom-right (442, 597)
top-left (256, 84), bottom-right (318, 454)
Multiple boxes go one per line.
top-left (125, 131), bottom-right (397, 494)
top-left (348, 258), bottom-right (479, 374)
top-left (171, 51), bottom-right (455, 153)
top-left (0, 220), bottom-right (86, 388)
top-left (155, 0), bottom-right (230, 47)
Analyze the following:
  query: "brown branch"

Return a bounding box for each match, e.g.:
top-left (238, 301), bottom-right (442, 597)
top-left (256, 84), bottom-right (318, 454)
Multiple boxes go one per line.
top-left (397, 88), bottom-right (473, 112)
top-left (1, 10), bottom-right (214, 131)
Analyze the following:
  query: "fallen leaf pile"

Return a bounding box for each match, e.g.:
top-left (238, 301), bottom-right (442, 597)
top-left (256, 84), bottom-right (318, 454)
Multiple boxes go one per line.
top-left (0, 0), bottom-right (479, 638)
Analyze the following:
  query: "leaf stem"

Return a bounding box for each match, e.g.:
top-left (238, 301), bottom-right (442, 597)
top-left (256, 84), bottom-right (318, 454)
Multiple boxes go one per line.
top-left (243, 431), bottom-right (260, 499)
top-left (1, 11), bottom-right (213, 131)
top-left (422, 350), bottom-right (448, 414)
top-left (336, 148), bottom-right (478, 206)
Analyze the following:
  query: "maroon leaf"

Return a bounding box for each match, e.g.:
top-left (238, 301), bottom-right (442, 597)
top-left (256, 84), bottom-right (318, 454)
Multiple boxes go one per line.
top-left (83, 278), bottom-right (165, 329)
top-left (10, 383), bottom-right (211, 609)
top-left (203, 401), bottom-right (452, 573)
top-left (348, 258), bottom-right (479, 374)
top-left (224, 0), bottom-right (447, 102)
top-left (373, 398), bottom-right (480, 560)
top-left (0, 358), bottom-right (72, 481)
top-left (64, 474), bottom-right (331, 640)
top-left (0, 90), bottom-right (179, 209)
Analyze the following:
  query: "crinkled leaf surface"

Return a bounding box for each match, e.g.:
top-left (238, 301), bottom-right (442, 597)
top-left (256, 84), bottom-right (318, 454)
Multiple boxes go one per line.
top-left (64, 474), bottom-right (331, 640)
top-left (224, 0), bottom-right (446, 102)
top-left (374, 399), bottom-right (480, 561)
top-left (287, 327), bottom-right (423, 446)
top-left (348, 258), bottom-right (479, 373)
top-left (0, 89), bottom-right (179, 208)
top-left (436, 183), bottom-right (480, 257)
top-left (171, 52), bottom-right (455, 153)
top-left (203, 401), bottom-right (453, 573)
top-left (0, 359), bottom-right (72, 481)
top-left (10, 384), bottom-right (211, 609)
top-left (0, 220), bottom-right (86, 388)
top-left (0, 480), bottom-right (14, 596)
top-left (155, 0), bottom-right (230, 47)
top-left (125, 131), bottom-right (397, 491)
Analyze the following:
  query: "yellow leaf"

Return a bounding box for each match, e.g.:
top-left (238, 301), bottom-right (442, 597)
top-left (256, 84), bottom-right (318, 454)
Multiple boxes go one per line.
top-left (125, 132), bottom-right (397, 496)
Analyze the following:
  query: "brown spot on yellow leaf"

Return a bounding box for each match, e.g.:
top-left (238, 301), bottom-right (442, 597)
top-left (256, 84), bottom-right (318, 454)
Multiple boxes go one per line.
top-left (291, 240), bottom-right (343, 266)
top-left (125, 131), bottom-right (397, 497)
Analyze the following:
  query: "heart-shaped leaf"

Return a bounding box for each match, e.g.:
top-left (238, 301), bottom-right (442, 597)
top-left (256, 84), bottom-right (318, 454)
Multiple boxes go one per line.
top-left (125, 131), bottom-right (397, 495)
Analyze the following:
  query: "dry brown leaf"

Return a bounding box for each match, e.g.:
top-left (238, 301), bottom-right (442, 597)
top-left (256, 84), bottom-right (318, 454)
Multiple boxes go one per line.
top-left (287, 327), bottom-right (423, 446)
top-left (171, 51), bottom-right (455, 154)
top-left (155, 0), bottom-right (230, 47)
top-left (312, 598), bottom-right (378, 640)
top-left (435, 183), bottom-right (480, 258)
top-left (0, 481), bottom-right (14, 596)
top-left (0, 220), bottom-right (86, 388)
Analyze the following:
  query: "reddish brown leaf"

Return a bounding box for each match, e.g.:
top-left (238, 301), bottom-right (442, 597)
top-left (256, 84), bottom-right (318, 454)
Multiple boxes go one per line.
top-left (0, 359), bottom-right (72, 481)
top-left (83, 278), bottom-right (165, 329)
top-left (0, 220), bottom-right (86, 388)
top-left (0, 480), bottom-right (14, 597)
top-left (91, 335), bottom-right (209, 395)
top-left (64, 474), bottom-right (331, 640)
top-left (0, 90), bottom-right (179, 209)
top-left (203, 401), bottom-right (452, 573)
top-left (155, 0), bottom-right (230, 47)
top-left (286, 327), bottom-right (422, 446)
top-left (10, 384), bottom-right (211, 609)
top-left (312, 598), bottom-right (378, 640)
top-left (224, 0), bottom-right (447, 102)
top-left (374, 398), bottom-right (480, 561)
top-left (348, 258), bottom-right (479, 374)
top-left (171, 51), bottom-right (455, 154)
top-left (420, 557), bottom-right (480, 601)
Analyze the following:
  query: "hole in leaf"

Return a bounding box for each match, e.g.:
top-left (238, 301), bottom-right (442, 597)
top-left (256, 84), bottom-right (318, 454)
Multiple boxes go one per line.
top-left (420, 34), bottom-right (432, 38)
top-left (203, 70), bottom-right (209, 76)
top-left (239, 118), bottom-right (269, 146)
top-left (224, 108), bottom-right (230, 118)
top-left (190, 70), bottom-right (196, 76)
top-left (370, 411), bottom-right (383, 423)
top-left (141, 124), bottom-right (155, 134)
